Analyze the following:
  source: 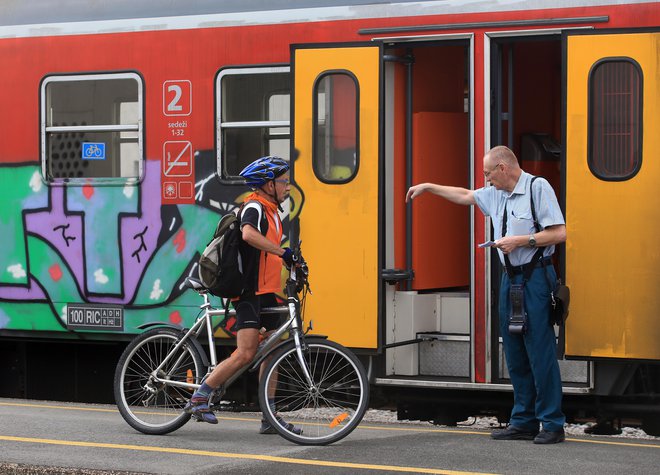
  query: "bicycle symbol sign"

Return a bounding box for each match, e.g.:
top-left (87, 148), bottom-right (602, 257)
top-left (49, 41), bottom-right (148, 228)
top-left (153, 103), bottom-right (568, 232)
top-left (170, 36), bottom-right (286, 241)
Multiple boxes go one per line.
top-left (82, 142), bottom-right (106, 160)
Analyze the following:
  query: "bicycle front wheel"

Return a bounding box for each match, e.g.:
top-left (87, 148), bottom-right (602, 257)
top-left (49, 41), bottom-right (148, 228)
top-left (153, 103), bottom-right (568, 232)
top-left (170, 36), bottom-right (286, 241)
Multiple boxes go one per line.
top-left (258, 337), bottom-right (369, 445)
top-left (114, 327), bottom-right (205, 435)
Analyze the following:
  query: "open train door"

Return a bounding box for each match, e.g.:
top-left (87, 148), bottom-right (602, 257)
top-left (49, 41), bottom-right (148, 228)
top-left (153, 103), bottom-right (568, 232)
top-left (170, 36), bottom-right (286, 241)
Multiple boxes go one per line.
top-left (564, 29), bottom-right (660, 360)
top-left (291, 43), bottom-right (382, 349)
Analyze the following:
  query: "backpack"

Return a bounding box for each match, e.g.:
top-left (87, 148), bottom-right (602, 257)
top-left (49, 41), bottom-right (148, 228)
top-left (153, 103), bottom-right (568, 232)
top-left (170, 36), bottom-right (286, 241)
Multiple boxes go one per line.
top-left (198, 207), bottom-right (245, 298)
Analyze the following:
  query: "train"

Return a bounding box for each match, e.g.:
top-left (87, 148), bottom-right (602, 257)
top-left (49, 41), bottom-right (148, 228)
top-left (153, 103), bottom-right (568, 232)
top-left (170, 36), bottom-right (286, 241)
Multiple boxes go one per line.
top-left (1, 0), bottom-right (659, 434)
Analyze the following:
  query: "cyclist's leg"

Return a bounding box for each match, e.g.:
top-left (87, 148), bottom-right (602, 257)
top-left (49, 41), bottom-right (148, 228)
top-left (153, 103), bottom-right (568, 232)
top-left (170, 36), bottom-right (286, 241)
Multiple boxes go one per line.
top-left (207, 294), bottom-right (263, 384)
top-left (186, 295), bottom-right (261, 423)
top-left (257, 294), bottom-right (302, 435)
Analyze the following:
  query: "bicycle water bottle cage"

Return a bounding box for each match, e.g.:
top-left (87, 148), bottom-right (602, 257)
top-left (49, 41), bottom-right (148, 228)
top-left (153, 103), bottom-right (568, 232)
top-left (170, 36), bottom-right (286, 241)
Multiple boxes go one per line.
top-left (508, 283), bottom-right (527, 335)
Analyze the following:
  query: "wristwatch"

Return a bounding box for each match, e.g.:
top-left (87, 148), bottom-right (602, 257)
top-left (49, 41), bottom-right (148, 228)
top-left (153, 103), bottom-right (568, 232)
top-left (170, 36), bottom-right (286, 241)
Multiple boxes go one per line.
top-left (528, 234), bottom-right (537, 248)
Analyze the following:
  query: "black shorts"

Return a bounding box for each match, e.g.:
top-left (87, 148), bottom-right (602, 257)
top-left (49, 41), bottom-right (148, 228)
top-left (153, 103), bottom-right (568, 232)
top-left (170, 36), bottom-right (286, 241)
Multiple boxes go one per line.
top-left (234, 293), bottom-right (282, 332)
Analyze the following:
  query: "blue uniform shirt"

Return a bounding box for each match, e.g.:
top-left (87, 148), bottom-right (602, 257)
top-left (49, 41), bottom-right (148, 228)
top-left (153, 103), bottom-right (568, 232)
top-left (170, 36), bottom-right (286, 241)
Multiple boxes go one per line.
top-left (473, 171), bottom-right (565, 267)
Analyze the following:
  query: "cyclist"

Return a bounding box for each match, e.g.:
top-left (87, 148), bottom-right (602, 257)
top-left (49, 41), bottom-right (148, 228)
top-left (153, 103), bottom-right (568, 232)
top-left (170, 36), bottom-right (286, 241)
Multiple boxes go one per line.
top-left (185, 155), bottom-right (302, 435)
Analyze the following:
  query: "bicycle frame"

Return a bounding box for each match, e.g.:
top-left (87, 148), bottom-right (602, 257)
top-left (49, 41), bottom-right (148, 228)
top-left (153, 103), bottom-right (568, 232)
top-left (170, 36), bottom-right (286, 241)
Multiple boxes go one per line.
top-left (148, 265), bottom-right (312, 393)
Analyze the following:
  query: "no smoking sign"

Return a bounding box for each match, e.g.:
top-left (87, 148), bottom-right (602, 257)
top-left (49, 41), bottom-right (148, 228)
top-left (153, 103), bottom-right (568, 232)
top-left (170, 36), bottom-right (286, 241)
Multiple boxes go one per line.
top-left (162, 141), bottom-right (192, 177)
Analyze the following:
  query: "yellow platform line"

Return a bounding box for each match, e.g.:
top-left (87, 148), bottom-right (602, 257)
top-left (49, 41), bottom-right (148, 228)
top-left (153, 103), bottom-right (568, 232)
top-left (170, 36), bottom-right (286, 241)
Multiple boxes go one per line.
top-left (2, 401), bottom-right (659, 449)
top-left (0, 435), bottom-right (496, 475)
top-left (0, 401), bottom-right (118, 413)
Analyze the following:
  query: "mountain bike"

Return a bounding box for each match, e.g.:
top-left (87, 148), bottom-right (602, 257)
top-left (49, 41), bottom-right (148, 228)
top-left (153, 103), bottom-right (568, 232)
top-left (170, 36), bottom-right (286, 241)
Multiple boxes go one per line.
top-left (113, 249), bottom-right (369, 445)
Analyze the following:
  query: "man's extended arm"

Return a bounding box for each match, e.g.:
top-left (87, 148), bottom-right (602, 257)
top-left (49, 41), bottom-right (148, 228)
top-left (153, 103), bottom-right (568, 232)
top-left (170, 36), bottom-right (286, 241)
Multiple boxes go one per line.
top-left (406, 183), bottom-right (476, 206)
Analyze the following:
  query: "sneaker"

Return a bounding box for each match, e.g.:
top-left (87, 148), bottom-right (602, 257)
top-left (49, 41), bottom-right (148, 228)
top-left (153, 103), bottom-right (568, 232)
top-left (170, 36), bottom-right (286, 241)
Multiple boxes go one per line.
top-left (259, 415), bottom-right (302, 435)
top-left (533, 429), bottom-right (565, 444)
top-left (184, 396), bottom-right (218, 424)
top-left (491, 425), bottom-right (539, 440)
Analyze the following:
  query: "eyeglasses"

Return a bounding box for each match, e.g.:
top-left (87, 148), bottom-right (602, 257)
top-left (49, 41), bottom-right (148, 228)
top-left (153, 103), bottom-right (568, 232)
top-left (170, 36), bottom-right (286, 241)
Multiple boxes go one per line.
top-left (483, 163), bottom-right (502, 179)
top-left (274, 178), bottom-right (290, 185)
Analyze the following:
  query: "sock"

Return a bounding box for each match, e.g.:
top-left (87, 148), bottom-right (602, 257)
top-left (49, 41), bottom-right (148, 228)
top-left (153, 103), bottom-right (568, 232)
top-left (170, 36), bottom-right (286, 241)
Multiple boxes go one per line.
top-left (193, 382), bottom-right (214, 399)
top-left (268, 398), bottom-right (276, 413)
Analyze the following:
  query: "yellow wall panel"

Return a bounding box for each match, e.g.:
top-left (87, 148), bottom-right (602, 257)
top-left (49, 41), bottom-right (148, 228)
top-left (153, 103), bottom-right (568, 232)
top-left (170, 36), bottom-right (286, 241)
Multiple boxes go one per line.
top-left (565, 32), bottom-right (660, 359)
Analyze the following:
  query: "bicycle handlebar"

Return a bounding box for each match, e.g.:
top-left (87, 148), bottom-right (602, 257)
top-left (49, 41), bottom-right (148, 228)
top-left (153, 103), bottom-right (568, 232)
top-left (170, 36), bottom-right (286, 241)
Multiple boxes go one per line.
top-left (289, 246), bottom-right (310, 292)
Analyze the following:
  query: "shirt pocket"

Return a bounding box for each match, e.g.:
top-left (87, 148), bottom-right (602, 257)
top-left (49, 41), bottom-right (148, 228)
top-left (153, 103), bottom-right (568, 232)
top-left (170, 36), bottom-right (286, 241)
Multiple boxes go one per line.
top-left (508, 213), bottom-right (535, 237)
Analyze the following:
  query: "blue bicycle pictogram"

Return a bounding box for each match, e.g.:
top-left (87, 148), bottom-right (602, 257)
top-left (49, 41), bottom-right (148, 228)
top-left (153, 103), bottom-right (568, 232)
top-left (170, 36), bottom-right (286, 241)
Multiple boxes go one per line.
top-left (82, 142), bottom-right (106, 160)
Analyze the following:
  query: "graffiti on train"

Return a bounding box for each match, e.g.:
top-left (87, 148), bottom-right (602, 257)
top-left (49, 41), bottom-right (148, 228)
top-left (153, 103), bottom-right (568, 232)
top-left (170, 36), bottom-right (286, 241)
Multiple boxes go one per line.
top-left (0, 154), bottom-right (301, 336)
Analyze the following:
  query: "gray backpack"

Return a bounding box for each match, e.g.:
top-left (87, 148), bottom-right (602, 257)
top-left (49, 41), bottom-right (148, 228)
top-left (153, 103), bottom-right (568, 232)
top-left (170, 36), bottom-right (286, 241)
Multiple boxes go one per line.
top-left (198, 208), bottom-right (244, 298)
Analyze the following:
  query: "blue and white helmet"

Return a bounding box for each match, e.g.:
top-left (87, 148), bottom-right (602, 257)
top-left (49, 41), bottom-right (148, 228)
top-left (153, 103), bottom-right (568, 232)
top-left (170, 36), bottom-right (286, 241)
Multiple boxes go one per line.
top-left (239, 156), bottom-right (289, 188)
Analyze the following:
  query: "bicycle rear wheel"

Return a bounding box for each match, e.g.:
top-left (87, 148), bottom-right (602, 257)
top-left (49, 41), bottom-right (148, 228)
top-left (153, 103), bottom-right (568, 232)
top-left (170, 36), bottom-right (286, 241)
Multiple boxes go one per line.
top-left (114, 327), bottom-right (205, 435)
top-left (258, 337), bottom-right (369, 445)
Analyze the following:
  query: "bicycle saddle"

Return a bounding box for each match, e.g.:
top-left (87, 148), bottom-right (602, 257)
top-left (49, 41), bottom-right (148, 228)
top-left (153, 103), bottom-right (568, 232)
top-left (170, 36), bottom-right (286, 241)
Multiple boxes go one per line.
top-left (185, 277), bottom-right (207, 292)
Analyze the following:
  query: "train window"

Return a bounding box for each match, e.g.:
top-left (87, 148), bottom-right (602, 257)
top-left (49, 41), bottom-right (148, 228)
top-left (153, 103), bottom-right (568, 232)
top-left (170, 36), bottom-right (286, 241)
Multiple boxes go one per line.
top-left (217, 67), bottom-right (291, 181)
top-left (313, 72), bottom-right (358, 183)
top-left (588, 58), bottom-right (643, 181)
top-left (41, 72), bottom-right (144, 185)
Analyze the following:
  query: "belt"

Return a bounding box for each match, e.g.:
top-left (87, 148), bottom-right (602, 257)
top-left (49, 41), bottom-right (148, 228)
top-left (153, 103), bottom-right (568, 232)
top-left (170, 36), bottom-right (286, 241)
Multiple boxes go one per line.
top-left (505, 256), bottom-right (553, 276)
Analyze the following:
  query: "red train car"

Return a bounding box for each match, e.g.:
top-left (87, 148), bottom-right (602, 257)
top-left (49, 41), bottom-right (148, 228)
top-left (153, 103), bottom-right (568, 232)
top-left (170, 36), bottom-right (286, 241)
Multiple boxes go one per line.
top-left (1, 0), bottom-right (659, 433)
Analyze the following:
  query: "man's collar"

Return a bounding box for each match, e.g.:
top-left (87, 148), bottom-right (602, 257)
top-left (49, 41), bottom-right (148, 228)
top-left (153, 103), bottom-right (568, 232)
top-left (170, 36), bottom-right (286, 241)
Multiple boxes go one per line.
top-left (507, 171), bottom-right (531, 197)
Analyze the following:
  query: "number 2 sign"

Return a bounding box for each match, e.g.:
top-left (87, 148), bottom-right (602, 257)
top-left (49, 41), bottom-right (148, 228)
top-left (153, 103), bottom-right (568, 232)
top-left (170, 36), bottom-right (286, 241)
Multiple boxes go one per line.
top-left (163, 80), bottom-right (192, 116)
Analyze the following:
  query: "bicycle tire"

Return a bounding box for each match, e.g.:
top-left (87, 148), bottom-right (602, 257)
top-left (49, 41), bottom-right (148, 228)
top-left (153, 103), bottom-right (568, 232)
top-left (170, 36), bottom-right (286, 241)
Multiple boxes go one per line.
top-left (258, 337), bottom-right (369, 445)
top-left (114, 327), bottom-right (205, 435)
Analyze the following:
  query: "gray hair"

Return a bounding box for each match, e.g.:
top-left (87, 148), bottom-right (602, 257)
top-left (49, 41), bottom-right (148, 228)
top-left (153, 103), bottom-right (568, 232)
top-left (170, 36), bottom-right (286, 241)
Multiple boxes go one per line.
top-left (486, 146), bottom-right (519, 168)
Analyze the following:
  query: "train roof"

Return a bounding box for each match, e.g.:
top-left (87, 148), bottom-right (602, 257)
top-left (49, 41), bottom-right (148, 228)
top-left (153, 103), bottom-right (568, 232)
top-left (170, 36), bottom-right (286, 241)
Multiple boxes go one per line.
top-left (0, 0), bottom-right (656, 37)
top-left (2, 0), bottom-right (415, 26)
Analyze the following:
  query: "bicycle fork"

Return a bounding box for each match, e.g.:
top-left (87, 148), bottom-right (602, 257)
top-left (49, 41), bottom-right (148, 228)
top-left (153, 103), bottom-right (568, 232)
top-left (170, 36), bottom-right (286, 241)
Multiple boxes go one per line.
top-left (289, 301), bottom-right (315, 389)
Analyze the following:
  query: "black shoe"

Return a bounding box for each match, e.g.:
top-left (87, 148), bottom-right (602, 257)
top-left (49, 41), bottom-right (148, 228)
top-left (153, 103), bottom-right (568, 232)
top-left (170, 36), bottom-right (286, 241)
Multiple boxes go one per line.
top-left (533, 429), bottom-right (565, 444)
top-left (183, 396), bottom-right (218, 424)
top-left (259, 415), bottom-right (302, 435)
top-left (491, 425), bottom-right (539, 440)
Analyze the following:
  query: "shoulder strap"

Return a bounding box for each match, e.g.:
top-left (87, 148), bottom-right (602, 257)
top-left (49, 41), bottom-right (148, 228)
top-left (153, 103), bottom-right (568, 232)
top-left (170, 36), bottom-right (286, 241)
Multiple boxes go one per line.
top-left (531, 177), bottom-right (564, 290)
top-left (501, 203), bottom-right (514, 278)
top-left (241, 200), bottom-right (268, 235)
top-left (525, 176), bottom-right (545, 280)
top-left (529, 176), bottom-right (541, 233)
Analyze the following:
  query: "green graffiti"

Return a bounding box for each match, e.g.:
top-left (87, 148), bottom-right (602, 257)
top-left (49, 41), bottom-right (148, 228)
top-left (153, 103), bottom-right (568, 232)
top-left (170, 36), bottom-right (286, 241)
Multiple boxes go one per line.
top-left (133, 204), bottom-right (218, 305)
top-left (0, 166), bottom-right (47, 285)
top-left (0, 302), bottom-right (64, 331)
top-left (27, 235), bottom-right (83, 305)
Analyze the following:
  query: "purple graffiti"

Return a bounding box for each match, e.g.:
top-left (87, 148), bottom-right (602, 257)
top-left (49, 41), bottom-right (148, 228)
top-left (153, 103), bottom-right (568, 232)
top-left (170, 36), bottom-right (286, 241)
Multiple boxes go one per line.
top-left (23, 161), bottom-right (162, 304)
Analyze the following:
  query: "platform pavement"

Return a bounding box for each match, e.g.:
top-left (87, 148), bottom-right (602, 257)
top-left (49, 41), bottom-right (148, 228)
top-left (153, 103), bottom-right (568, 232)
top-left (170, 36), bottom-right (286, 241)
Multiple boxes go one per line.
top-left (0, 399), bottom-right (659, 475)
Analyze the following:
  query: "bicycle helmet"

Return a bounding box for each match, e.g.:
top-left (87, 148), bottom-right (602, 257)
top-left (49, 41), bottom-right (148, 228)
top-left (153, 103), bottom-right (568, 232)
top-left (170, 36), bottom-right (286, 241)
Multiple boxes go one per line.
top-left (239, 156), bottom-right (289, 188)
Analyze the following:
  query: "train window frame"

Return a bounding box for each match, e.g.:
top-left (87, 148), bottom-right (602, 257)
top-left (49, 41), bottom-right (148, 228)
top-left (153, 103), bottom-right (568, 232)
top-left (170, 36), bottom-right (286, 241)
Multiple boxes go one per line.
top-left (215, 65), bottom-right (291, 184)
top-left (40, 72), bottom-right (144, 186)
top-left (587, 57), bottom-right (643, 181)
top-left (312, 70), bottom-right (360, 185)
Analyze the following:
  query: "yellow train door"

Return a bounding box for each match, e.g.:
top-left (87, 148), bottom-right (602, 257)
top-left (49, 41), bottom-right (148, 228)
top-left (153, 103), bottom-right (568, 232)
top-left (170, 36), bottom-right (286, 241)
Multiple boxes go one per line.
top-left (291, 43), bottom-right (382, 349)
top-left (565, 29), bottom-right (660, 359)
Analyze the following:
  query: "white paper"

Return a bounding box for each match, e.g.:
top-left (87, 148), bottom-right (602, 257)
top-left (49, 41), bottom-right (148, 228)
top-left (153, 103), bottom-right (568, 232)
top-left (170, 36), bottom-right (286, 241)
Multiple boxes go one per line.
top-left (478, 241), bottom-right (496, 248)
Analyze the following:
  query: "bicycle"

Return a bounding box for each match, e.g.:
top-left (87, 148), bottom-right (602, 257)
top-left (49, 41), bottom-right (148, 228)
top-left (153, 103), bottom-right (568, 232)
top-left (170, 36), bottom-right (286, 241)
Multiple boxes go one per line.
top-left (113, 249), bottom-right (369, 445)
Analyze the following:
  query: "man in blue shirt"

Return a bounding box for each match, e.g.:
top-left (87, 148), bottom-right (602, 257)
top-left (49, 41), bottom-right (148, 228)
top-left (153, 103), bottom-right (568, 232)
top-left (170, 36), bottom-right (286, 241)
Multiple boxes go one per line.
top-left (406, 145), bottom-right (566, 444)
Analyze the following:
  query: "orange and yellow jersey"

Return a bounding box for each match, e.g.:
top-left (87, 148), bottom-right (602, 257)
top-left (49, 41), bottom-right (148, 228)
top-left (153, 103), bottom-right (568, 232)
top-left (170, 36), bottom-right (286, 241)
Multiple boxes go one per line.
top-left (238, 193), bottom-right (284, 295)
